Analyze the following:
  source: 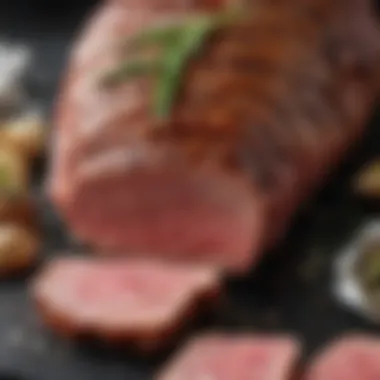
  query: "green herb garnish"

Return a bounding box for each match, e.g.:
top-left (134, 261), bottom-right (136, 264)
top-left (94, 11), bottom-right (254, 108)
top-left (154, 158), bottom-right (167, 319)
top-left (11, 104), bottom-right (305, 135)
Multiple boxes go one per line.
top-left (154, 17), bottom-right (221, 119)
top-left (102, 60), bottom-right (163, 87)
top-left (102, 6), bottom-right (244, 120)
top-left (126, 24), bottom-right (184, 52)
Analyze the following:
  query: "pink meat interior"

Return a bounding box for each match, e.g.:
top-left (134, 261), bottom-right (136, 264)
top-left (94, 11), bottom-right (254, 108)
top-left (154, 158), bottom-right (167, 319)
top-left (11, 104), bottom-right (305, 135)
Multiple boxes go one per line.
top-left (66, 167), bottom-right (265, 273)
top-left (306, 336), bottom-right (380, 380)
top-left (158, 334), bottom-right (300, 380)
top-left (33, 258), bottom-right (219, 329)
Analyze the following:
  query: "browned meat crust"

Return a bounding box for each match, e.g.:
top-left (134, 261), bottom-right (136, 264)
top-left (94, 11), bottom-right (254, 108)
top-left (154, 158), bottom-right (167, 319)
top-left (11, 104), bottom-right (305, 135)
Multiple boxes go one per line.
top-left (49, 0), bottom-right (380, 272)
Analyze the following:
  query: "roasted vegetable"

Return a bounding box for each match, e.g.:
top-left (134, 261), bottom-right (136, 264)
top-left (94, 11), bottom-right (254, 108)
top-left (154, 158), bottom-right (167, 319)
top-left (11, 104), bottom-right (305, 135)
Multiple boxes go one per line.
top-left (0, 191), bottom-right (38, 229)
top-left (0, 113), bottom-right (46, 159)
top-left (0, 146), bottom-right (29, 190)
top-left (353, 160), bottom-right (380, 200)
top-left (0, 224), bottom-right (39, 275)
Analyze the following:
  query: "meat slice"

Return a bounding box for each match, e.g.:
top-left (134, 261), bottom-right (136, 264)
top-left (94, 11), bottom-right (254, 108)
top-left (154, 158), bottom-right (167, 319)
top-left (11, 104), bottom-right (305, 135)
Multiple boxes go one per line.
top-left (113, 0), bottom-right (233, 10)
top-left (49, 0), bottom-right (380, 273)
top-left (306, 335), bottom-right (380, 380)
top-left (31, 257), bottom-right (220, 351)
top-left (157, 334), bottom-right (300, 380)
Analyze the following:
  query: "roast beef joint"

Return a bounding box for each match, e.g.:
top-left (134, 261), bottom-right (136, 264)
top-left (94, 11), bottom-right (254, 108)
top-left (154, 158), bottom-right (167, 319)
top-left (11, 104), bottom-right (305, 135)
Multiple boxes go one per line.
top-left (49, 0), bottom-right (380, 271)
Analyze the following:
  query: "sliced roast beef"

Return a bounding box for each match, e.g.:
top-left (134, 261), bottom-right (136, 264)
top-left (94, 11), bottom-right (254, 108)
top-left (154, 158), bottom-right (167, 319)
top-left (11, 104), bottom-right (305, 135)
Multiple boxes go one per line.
top-left (49, 0), bottom-right (380, 273)
top-left (31, 257), bottom-right (220, 350)
top-left (306, 335), bottom-right (380, 380)
top-left (156, 333), bottom-right (300, 380)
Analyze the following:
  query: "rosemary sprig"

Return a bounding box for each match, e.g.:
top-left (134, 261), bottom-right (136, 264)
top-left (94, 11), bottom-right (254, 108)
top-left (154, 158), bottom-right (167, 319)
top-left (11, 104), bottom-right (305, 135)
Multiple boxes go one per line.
top-left (102, 59), bottom-right (162, 87)
top-left (154, 18), bottom-right (222, 119)
top-left (102, 6), bottom-right (244, 120)
top-left (126, 24), bottom-right (184, 52)
top-left (126, 8), bottom-right (242, 52)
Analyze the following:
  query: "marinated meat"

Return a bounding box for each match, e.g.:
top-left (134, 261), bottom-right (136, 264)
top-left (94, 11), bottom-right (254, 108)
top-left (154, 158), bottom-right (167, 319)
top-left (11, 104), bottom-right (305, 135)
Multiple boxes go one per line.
top-left (306, 335), bottom-right (380, 380)
top-left (156, 333), bottom-right (300, 380)
top-left (31, 257), bottom-right (220, 350)
top-left (49, 0), bottom-right (380, 272)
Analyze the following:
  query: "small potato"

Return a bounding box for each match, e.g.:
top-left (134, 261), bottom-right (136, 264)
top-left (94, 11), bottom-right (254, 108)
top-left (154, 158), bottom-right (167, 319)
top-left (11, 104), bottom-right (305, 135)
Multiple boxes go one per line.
top-left (0, 190), bottom-right (38, 229)
top-left (354, 160), bottom-right (380, 200)
top-left (0, 113), bottom-right (46, 159)
top-left (0, 224), bottom-right (40, 275)
top-left (0, 145), bottom-right (29, 190)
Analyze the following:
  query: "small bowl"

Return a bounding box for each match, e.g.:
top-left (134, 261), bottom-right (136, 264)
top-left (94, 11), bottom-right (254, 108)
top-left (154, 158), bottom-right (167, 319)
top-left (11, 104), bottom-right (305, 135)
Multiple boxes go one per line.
top-left (334, 219), bottom-right (380, 322)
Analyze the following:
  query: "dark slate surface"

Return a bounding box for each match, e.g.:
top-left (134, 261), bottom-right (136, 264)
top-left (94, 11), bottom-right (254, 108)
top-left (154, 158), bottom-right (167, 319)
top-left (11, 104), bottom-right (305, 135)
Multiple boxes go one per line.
top-left (0, 2), bottom-right (380, 380)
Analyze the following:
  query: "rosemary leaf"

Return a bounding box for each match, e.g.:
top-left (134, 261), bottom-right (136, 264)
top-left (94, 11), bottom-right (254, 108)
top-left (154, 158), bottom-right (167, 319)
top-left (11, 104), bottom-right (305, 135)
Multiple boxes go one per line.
top-left (102, 59), bottom-right (162, 87)
top-left (127, 24), bottom-right (183, 52)
top-left (153, 45), bottom-right (184, 120)
top-left (153, 9), bottom-right (244, 118)
top-left (154, 19), bottom-right (215, 119)
top-left (125, 10), bottom-right (235, 52)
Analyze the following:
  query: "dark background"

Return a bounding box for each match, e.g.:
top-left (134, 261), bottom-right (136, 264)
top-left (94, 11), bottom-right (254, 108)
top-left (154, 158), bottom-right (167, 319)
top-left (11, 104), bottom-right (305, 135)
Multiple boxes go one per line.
top-left (0, 1), bottom-right (380, 380)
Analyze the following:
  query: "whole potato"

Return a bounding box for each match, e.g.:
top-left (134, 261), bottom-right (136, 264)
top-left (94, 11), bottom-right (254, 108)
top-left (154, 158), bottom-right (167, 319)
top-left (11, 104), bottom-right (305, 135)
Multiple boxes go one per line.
top-left (0, 113), bottom-right (46, 159)
top-left (0, 224), bottom-right (40, 275)
top-left (354, 160), bottom-right (380, 200)
top-left (0, 145), bottom-right (29, 190)
top-left (0, 190), bottom-right (38, 229)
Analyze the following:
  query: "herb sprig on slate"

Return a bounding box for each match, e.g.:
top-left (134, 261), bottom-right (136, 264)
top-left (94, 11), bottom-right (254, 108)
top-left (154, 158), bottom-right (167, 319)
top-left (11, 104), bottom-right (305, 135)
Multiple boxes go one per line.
top-left (102, 6), bottom-right (244, 120)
